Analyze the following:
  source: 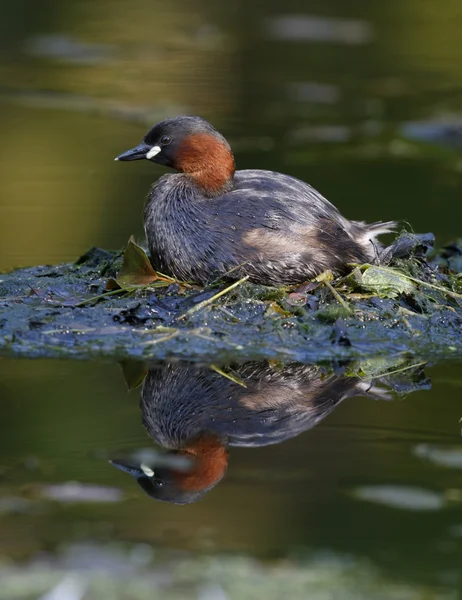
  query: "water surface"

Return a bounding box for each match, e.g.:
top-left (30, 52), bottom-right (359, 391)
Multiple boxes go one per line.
top-left (1, 359), bottom-right (462, 597)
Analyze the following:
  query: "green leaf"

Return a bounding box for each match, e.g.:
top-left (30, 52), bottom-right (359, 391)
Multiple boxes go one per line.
top-left (119, 360), bottom-right (148, 389)
top-left (106, 278), bottom-right (122, 291)
top-left (116, 236), bottom-right (159, 288)
top-left (359, 266), bottom-right (415, 298)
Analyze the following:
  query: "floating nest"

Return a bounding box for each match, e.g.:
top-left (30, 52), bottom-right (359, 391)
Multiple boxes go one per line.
top-left (0, 232), bottom-right (461, 362)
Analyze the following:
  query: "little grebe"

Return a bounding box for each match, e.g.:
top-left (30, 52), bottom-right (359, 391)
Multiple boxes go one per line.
top-left (116, 116), bottom-right (395, 286)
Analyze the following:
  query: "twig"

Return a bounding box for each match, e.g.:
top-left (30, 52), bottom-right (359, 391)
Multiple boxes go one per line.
top-left (180, 276), bottom-right (249, 319)
top-left (187, 328), bottom-right (244, 349)
top-left (210, 364), bottom-right (247, 387)
top-left (208, 261), bottom-right (250, 286)
top-left (217, 306), bottom-right (240, 321)
top-left (75, 288), bottom-right (130, 307)
top-left (400, 315), bottom-right (415, 333)
top-left (75, 279), bottom-right (175, 308)
top-left (153, 271), bottom-right (195, 287)
top-left (137, 326), bottom-right (178, 334)
top-left (140, 330), bottom-right (179, 346)
top-left (357, 361), bottom-right (427, 380)
top-left (323, 280), bottom-right (352, 312)
top-left (400, 273), bottom-right (462, 300)
top-left (378, 361), bottom-right (427, 378)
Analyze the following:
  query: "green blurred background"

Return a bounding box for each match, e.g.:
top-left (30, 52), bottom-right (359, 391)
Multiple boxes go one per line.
top-left (1, 0), bottom-right (462, 271)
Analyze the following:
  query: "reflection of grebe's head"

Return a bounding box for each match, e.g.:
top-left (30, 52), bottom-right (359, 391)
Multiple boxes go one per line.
top-left (111, 434), bottom-right (228, 505)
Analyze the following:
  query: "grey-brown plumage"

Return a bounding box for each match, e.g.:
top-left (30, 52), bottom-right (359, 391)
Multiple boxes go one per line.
top-left (116, 116), bottom-right (396, 285)
top-left (140, 361), bottom-right (388, 449)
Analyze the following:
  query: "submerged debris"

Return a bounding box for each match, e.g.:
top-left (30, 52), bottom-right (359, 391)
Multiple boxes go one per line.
top-left (0, 233), bottom-right (461, 362)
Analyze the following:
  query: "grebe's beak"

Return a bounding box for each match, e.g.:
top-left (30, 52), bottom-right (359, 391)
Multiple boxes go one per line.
top-left (114, 142), bottom-right (161, 162)
top-left (110, 459), bottom-right (155, 478)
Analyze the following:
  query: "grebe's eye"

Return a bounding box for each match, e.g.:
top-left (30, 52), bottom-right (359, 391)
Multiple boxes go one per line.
top-left (153, 479), bottom-right (165, 488)
top-left (160, 135), bottom-right (171, 146)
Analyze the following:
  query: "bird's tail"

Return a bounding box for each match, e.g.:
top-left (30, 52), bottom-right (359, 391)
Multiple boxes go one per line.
top-left (354, 380), bottom-right (393, 401)
top-left (350, 221), bottom-right (397, 262)
top-left (355, 220), bottom-right (397, 247)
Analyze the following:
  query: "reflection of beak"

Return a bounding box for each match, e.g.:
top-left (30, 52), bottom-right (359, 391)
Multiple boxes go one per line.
top-left (110, 460), bottom-right (154, 478)
top-left (114, 143), bottom-right (161, 162)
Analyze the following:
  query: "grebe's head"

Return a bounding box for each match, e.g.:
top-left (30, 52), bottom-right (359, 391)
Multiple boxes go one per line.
top-left (115, 116), bottom-right (235, 196)
top-left (110, 434), bottom-right (228, 505)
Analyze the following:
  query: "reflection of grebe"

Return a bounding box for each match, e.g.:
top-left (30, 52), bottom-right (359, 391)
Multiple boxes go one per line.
top-left (112, 362), bottom-right (389, 504)
top-left (115, 116), bottom-right (395, 286)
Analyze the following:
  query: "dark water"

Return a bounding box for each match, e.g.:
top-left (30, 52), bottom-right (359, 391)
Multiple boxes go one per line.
top-left (1, 0), bottom-right (462, 597)
top-left (1, 359), bottom-right (462, 597)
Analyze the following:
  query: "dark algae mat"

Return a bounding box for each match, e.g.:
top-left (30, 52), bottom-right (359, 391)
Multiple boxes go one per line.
top-left (1, 233), bottom-right (461, 362)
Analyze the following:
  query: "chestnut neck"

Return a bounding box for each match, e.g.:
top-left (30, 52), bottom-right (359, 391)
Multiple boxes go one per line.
top-left (175, 133), bottom-right (235, 197)
top-left (174, 433), bottom-right (228, 492)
